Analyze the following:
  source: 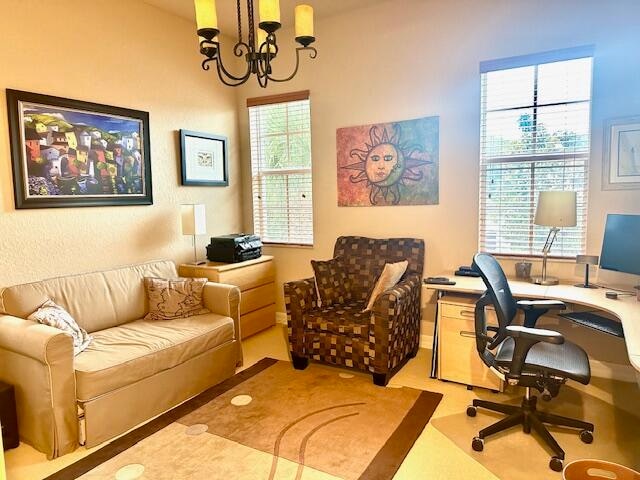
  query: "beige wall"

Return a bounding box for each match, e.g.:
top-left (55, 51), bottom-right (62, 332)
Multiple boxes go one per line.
top-left (0, 0), bottom-right (243, 287)
top-left (237, 0), bottom-right (640, 368)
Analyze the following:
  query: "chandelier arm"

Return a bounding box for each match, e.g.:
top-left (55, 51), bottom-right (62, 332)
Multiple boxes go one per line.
top-left (214, 58), bottom-right (251, 87)
top-left (215, 42), bottom-right (253, 82)
top-left (265, 47), bottom-right (317, 83)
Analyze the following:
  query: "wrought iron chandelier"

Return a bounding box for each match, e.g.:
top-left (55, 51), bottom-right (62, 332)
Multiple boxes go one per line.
top-left (194, 0), bottom-right (317, 88)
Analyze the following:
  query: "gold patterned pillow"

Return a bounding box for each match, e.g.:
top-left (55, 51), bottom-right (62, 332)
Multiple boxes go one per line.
top-left (144, 277), bottom-right (210, 321)
top-left (28, 300), bottom-right (92, 355)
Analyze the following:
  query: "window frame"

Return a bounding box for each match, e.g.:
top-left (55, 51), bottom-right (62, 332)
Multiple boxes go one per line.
top-left (247, 91), bottom-right (314, 247)
top-left (478, 47), bottom-right (594, 259)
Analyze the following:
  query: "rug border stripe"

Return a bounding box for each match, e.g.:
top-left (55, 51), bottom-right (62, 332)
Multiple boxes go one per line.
top-left (43, 358), bottom-right (278, 480)
top-left (358, 390), bottom-right (444, 480)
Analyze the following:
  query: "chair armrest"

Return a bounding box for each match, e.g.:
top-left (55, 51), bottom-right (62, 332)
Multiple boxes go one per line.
top-left (504, 325), bottom-right (565, 380)
top-left (202, 282), bottom-right (242, 366)
top-left (517, 299), bottom-right (566, 311)
top-left (506, 325), bottom-right (564, 345)
top-left (517, 299), bottom-right (566, 328)
top-left (370, 273), bottom-right (422, 372)
top-left (284, 277), bottom-right (317, 358)
top-left (0, 314), bottom-right (77, 458)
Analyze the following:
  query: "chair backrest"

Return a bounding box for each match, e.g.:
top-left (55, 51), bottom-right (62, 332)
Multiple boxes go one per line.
top-left (472, 253), bottom-right (518, 328)
top-left (333, 236), bottom-right (424, 301)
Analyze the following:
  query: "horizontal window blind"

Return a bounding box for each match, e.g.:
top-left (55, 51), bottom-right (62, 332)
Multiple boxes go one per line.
top-left (249, 96), bottom-right (313, 245)
top-left (479, 53), bottom-right (593, 258)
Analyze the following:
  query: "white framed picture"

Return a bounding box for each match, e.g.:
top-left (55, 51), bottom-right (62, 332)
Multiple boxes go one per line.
top-left (179, 130), bottom-right (228, 186)
top-left (603, 116), bottom-right (640, 190)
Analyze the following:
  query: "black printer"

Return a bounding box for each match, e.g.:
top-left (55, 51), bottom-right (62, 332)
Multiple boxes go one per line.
top-left (206, 234), bottom-right (262, 263)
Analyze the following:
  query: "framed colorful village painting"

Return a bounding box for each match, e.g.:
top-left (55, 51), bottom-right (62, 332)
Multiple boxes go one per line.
top-left (7, 89), bottom-right (152, 209)
top-left (337, 116), bottom-right (439, 206)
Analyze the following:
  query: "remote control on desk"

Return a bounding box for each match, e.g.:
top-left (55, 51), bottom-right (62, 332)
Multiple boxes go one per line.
top-left (424, 277), bottom-right (457, 286)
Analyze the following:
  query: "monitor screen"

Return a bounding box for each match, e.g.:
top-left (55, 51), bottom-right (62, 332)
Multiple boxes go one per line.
top-left (600, 214), bottom-right (640, 276)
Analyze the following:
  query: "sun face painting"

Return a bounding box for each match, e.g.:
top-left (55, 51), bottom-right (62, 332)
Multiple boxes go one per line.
top-left (337, 116), bottom-right (439, 206)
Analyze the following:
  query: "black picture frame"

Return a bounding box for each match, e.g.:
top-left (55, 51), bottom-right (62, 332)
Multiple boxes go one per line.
top-left (7, 89), bottom-right (152, 209)
top-left (179, 129), bottom-right (229, 186)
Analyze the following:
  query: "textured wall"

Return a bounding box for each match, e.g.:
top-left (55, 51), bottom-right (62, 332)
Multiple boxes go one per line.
top-left (0, 0), bottom-right (242, 287)
top-left (236, 0), bottom-right (640, 369)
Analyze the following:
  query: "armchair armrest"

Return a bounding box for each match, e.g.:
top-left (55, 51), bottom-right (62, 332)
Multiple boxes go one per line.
top-left (370, 273), bottom-right (422, 373)
top-left (517, 299), bottom-right (566, 328)
top-left (504, 325), bottom-right (565, 380)
top-left (0, 314), bottom-right (77, 458)
top-left (284, 277), bottom-right (317, 358)
top-left (202, 282), bottom-right (242, 366)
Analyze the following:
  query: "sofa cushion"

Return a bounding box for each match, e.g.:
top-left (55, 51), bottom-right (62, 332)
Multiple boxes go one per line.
top-left (74, 313), bottom-right (234, 401)
top-left (303, 302), bottom-right (370, 339)
top-left (0, 260), bottom-right (178, 333)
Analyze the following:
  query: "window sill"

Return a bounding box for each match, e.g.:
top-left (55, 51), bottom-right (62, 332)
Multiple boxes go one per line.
top-left (263, 242), bottom-right (314, 249)
top-left (492, 254), bottom-right (578, 263)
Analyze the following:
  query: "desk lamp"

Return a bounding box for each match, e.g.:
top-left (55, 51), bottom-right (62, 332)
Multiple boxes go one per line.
top-left (181, 204), bottom-right (207, 265)
top-left (531, 191), bottom-right (577, 286)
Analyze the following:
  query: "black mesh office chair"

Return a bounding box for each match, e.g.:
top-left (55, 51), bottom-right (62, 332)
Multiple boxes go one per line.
top-left (467, 253), bottom-right (594, 472)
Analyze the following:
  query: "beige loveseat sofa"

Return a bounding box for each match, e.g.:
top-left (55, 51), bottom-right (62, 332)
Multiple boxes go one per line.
top-left (0, 260), bottom-right (242, 458)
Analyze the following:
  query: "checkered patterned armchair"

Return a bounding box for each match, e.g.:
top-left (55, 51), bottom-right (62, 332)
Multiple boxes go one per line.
top-left (284, 236), bottom-right (425, 386)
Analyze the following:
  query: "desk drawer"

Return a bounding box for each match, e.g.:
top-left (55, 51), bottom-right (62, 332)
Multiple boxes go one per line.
top-left (217, 261), bottom-right (275, 291)
top-left (438, 315), bottom-right (503, 391)
top-left (241, 304), bottom-right (276, 339)
top-left (241, 283), bottom-right (276, 315)
top-left (441, 303), bottom-right (476, 319)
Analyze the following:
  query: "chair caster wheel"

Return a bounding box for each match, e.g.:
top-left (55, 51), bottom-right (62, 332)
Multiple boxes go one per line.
top-left (549, 456), bottom-right (563, 472)
top-left (466, 406), bottom-right (477, 417)
top-left (580, 429), bottom-right (593, 444)
top-left (472, 437), bottom-right (484, 452)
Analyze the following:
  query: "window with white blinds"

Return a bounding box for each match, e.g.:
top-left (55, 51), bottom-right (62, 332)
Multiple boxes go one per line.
top-left (479, 47), bottom-right (594, 258)
top-left (248, 92), bottom-right (313, 245)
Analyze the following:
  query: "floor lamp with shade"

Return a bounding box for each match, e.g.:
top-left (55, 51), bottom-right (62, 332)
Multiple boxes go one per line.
top-left (181, 204), bottom-right (207, 265)
top-left (531, 191), bottom-right (577, 286)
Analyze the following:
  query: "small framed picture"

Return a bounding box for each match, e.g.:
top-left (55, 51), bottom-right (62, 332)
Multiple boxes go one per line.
top-left (602, 115), bottom-right (640, 190)
top-left (179, 130), bottom-right (228, 186)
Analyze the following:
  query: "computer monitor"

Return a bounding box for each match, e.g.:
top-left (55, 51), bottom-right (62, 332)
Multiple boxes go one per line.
top-left (600, 214), bottom-right (640, 276)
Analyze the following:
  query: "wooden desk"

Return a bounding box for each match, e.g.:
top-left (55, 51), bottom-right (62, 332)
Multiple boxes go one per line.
top-left (424, 274), bottom-right (640, 386)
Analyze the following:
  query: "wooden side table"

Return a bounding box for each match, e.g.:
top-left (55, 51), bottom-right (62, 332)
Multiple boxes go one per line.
top-left (179, 256), bottom-right (276, 339)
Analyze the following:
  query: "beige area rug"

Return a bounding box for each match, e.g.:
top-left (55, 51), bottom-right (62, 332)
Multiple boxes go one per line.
top-left (432, 384), bottom-right (640, 479)
top-left (46, 359), bottom-right (442, 480)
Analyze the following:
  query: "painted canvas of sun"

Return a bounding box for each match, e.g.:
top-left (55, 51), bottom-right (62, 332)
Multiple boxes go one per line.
top-left (337, 116), bottom-right (439, 206)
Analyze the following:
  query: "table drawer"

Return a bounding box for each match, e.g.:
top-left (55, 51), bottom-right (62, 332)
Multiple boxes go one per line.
top-left (241, 304), bottom-right (276, 339)
top-left (241, 283), bottom-right (276, 315)
top-left (441, 303), bottom-right (476, 319)
top-left (439, 315), bottom-right (503, 391)
top-left (217, 261), bottom-right (275, 291)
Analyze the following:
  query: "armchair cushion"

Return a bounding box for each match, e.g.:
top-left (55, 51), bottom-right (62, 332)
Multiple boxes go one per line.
top-left (303, 301), bottom-right (370, 339)
top-left (364, 260), bottom-right (408, 311)
top-left (311, 257), bottom-right (352, 307)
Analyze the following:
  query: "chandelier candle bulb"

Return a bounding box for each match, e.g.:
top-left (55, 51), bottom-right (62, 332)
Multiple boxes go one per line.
top-left (295, 5), bottom-right (314, 37)
top-left (259, 0), bottom-right (281, 32)
top-left (257, 30), bottom-right (275, 54)
top-left (194, 0), bottom-right (219, 38)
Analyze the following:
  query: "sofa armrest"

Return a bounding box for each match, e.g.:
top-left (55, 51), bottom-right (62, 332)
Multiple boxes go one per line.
top-left (0, 314), bottom-right (77, 459)
top-left (284, 277), bottom-right (317, 357)
top-left (370, 273), bottom-right (422, 373)
top-left (202, 282), bottom-right (242, 366)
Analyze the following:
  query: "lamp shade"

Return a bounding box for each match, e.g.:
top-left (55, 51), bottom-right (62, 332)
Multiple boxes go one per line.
top-left (534, 191), bottom-right (577, 227)
top-left (181, 204), bottom-right (207, 235)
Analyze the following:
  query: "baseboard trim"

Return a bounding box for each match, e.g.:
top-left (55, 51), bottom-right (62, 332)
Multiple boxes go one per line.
top-left (420, 334), bottom-right (434, 349)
